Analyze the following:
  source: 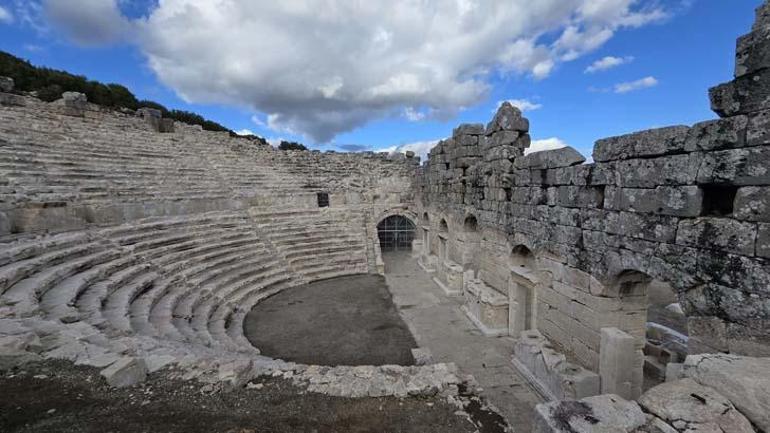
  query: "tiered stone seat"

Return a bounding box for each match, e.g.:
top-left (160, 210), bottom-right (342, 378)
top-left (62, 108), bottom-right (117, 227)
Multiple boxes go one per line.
top-left (0, 199), bottom-right (382, 364)
top-left (0, 104), bottom-right (233, 210)
top-left (0, 95), bottom-right (453, 399)
top-left (0, 211), bottom-right (304, 358)
top-left (250, 208), bottom-right (370, 281)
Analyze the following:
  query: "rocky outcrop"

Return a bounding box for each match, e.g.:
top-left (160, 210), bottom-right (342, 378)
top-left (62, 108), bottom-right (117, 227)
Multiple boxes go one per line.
top-left (0, 76), bottom-right (13, 93)
top-left (638, 378), bottom-right (754, 433)
top-left (61, 92), bottom-right (88, 111)
top-left (683, 354), bottom-right (770, 431)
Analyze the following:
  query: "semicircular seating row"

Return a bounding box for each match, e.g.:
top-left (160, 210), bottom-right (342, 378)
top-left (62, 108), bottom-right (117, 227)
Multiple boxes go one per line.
top-left (0, 97), bottom-right (376, 369)
top-left (0, 208), bottom-right (370, 365)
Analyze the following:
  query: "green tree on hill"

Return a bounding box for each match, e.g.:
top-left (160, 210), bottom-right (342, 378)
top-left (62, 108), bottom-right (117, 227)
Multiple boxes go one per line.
top-left (0, 50), bottom-right (263, 139)
top-left (278, 141), bottom-right (308, 151)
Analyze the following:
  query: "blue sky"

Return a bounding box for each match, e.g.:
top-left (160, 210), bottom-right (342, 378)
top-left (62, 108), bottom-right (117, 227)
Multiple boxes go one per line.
top-left (0, 1), bottom-right (758, 159)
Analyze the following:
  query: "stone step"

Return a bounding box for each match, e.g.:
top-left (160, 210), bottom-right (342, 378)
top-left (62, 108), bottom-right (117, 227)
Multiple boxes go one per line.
top-left (40, 254), bottom-right (143, 322)
top-left (76, 262), bottom-right (157, 328)
top-left (287, 249), bottom-right (368, 268)
top-left (103, 271), bottom-right (161, 334)
top-left (175, 263), bottom-right (285, 337)
top-left (0, 237), bottom-right (103, 293)
top-left (281, 240), bottom-right (366, 258)
top-left (149, 258), bottom-right (282, 342)
top-left (2, 247), bottom-right (122, 317)
top-left (217, 278), bottom-right (294, 349)
top-left (0, 231), bottom-right (91, 268)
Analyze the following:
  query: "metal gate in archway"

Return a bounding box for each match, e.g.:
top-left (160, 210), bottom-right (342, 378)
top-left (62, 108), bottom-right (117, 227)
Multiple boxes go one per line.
top-left (377, 215), bottom-right (416, 252)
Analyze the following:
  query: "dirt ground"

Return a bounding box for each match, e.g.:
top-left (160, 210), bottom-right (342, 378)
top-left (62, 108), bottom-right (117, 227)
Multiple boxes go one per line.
top-left (244, 274), bottom-right (418, 366)
top-left (0, 359), bottom-right (483, 433)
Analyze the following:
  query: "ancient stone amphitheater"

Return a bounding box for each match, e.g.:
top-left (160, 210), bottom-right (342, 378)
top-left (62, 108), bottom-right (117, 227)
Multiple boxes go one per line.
top-left (2, 3), bottom-right (770, 433)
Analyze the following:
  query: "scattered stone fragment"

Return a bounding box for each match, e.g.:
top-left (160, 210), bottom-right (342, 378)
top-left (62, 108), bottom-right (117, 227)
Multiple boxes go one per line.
top-left (100, 357), bottom-right (147, 388)
top-left (638, 378), bottom-right (754, 433)
top-left (534, 394), bottom-right (646, 433)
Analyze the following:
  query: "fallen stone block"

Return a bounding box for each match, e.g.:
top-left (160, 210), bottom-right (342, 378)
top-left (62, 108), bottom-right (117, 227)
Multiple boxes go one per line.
top-left (639, 378), bottom-right (754, 433)
top-left (100, 357), bottom-right (148, 388)
top-left (534, 394), bottom-right (646, 433)
top-left (683, 354), bottom-right (770, 432)
top-left (411, 347), bottom-right (433, 366)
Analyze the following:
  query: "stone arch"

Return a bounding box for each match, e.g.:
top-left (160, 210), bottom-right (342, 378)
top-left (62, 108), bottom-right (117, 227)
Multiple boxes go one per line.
top-left (439, 218), bottom-right (449, 233)
top-left (606, 269), bottom-right (688, 392)
top-left (370, 209), bottom-right (418, 271)
top-left (463, 214), bottom-right (478, 232)
top-left (459, 213), bottom-right (480, 270)
top-left (508, 243), bottom-right (539, 335)
top-left (510, 244), bottom-right (536, 269)
top-left (377, 214), bottom-right (416, 252)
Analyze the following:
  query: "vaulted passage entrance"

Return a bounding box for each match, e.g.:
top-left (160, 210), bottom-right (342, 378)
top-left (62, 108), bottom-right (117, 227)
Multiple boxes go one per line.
top-left (377, 215), bottom-right (416, 252)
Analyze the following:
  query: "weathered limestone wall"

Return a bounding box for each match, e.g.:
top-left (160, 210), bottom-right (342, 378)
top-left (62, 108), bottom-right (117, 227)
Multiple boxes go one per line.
top-left (416, 4), bottom-right (770, 371)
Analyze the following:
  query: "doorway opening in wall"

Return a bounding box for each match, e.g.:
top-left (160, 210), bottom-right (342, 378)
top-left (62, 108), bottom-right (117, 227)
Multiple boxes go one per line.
top-left (464, 215), bottom-right (478, 232)
top-left (377, 215), bottom-right (416, 252)
top-left (461, 215), bottom-right (480, 271)
top-left (614, 271), bottom-right (689, 392)
top-left (510, 245), bottom-right (537, 332)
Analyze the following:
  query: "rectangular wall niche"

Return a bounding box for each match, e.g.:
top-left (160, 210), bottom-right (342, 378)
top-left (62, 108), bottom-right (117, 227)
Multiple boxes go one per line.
top-left (700, 185), bottom-right (738, 216)
top-left (317, 192), bottom-right (330, 208)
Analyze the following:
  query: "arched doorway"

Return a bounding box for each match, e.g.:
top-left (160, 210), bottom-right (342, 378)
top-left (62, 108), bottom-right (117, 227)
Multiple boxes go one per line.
top-left (377, 215), bottom-right (416, 252)
top-left (509, 245), bottom-right (538, 335)
top-left (461, 215), bottom-right (480, 270)
top-left (609, 270), bottom-right (688, 393)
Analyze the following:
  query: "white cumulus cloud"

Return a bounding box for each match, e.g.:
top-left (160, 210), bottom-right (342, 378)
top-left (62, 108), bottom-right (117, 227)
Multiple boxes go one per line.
top-left (235, 129), bottom-right (256, 136)
top-left (403, 107), bottom-right (427, 122)
top-left (614, 76), bottom-right (658, 93)
top-left (43, 0), bottom-right (131, 45)
top-left (585, 55), bottom-right (634, 73)
top-left (499, 99), bottom-right (542, 112)
top-left (38, 0), bottom-right (668, 142)
top-left (379, 140), bottom-right (440, 162)
top-left (526, 137), bottom-right (569, 155)
top-left (0, 6), bottom-right (14, 24)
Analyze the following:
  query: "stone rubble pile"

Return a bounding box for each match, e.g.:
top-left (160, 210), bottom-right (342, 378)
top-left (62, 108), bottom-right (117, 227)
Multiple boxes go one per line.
top-left (534, 353), bottom-right (769, 433)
